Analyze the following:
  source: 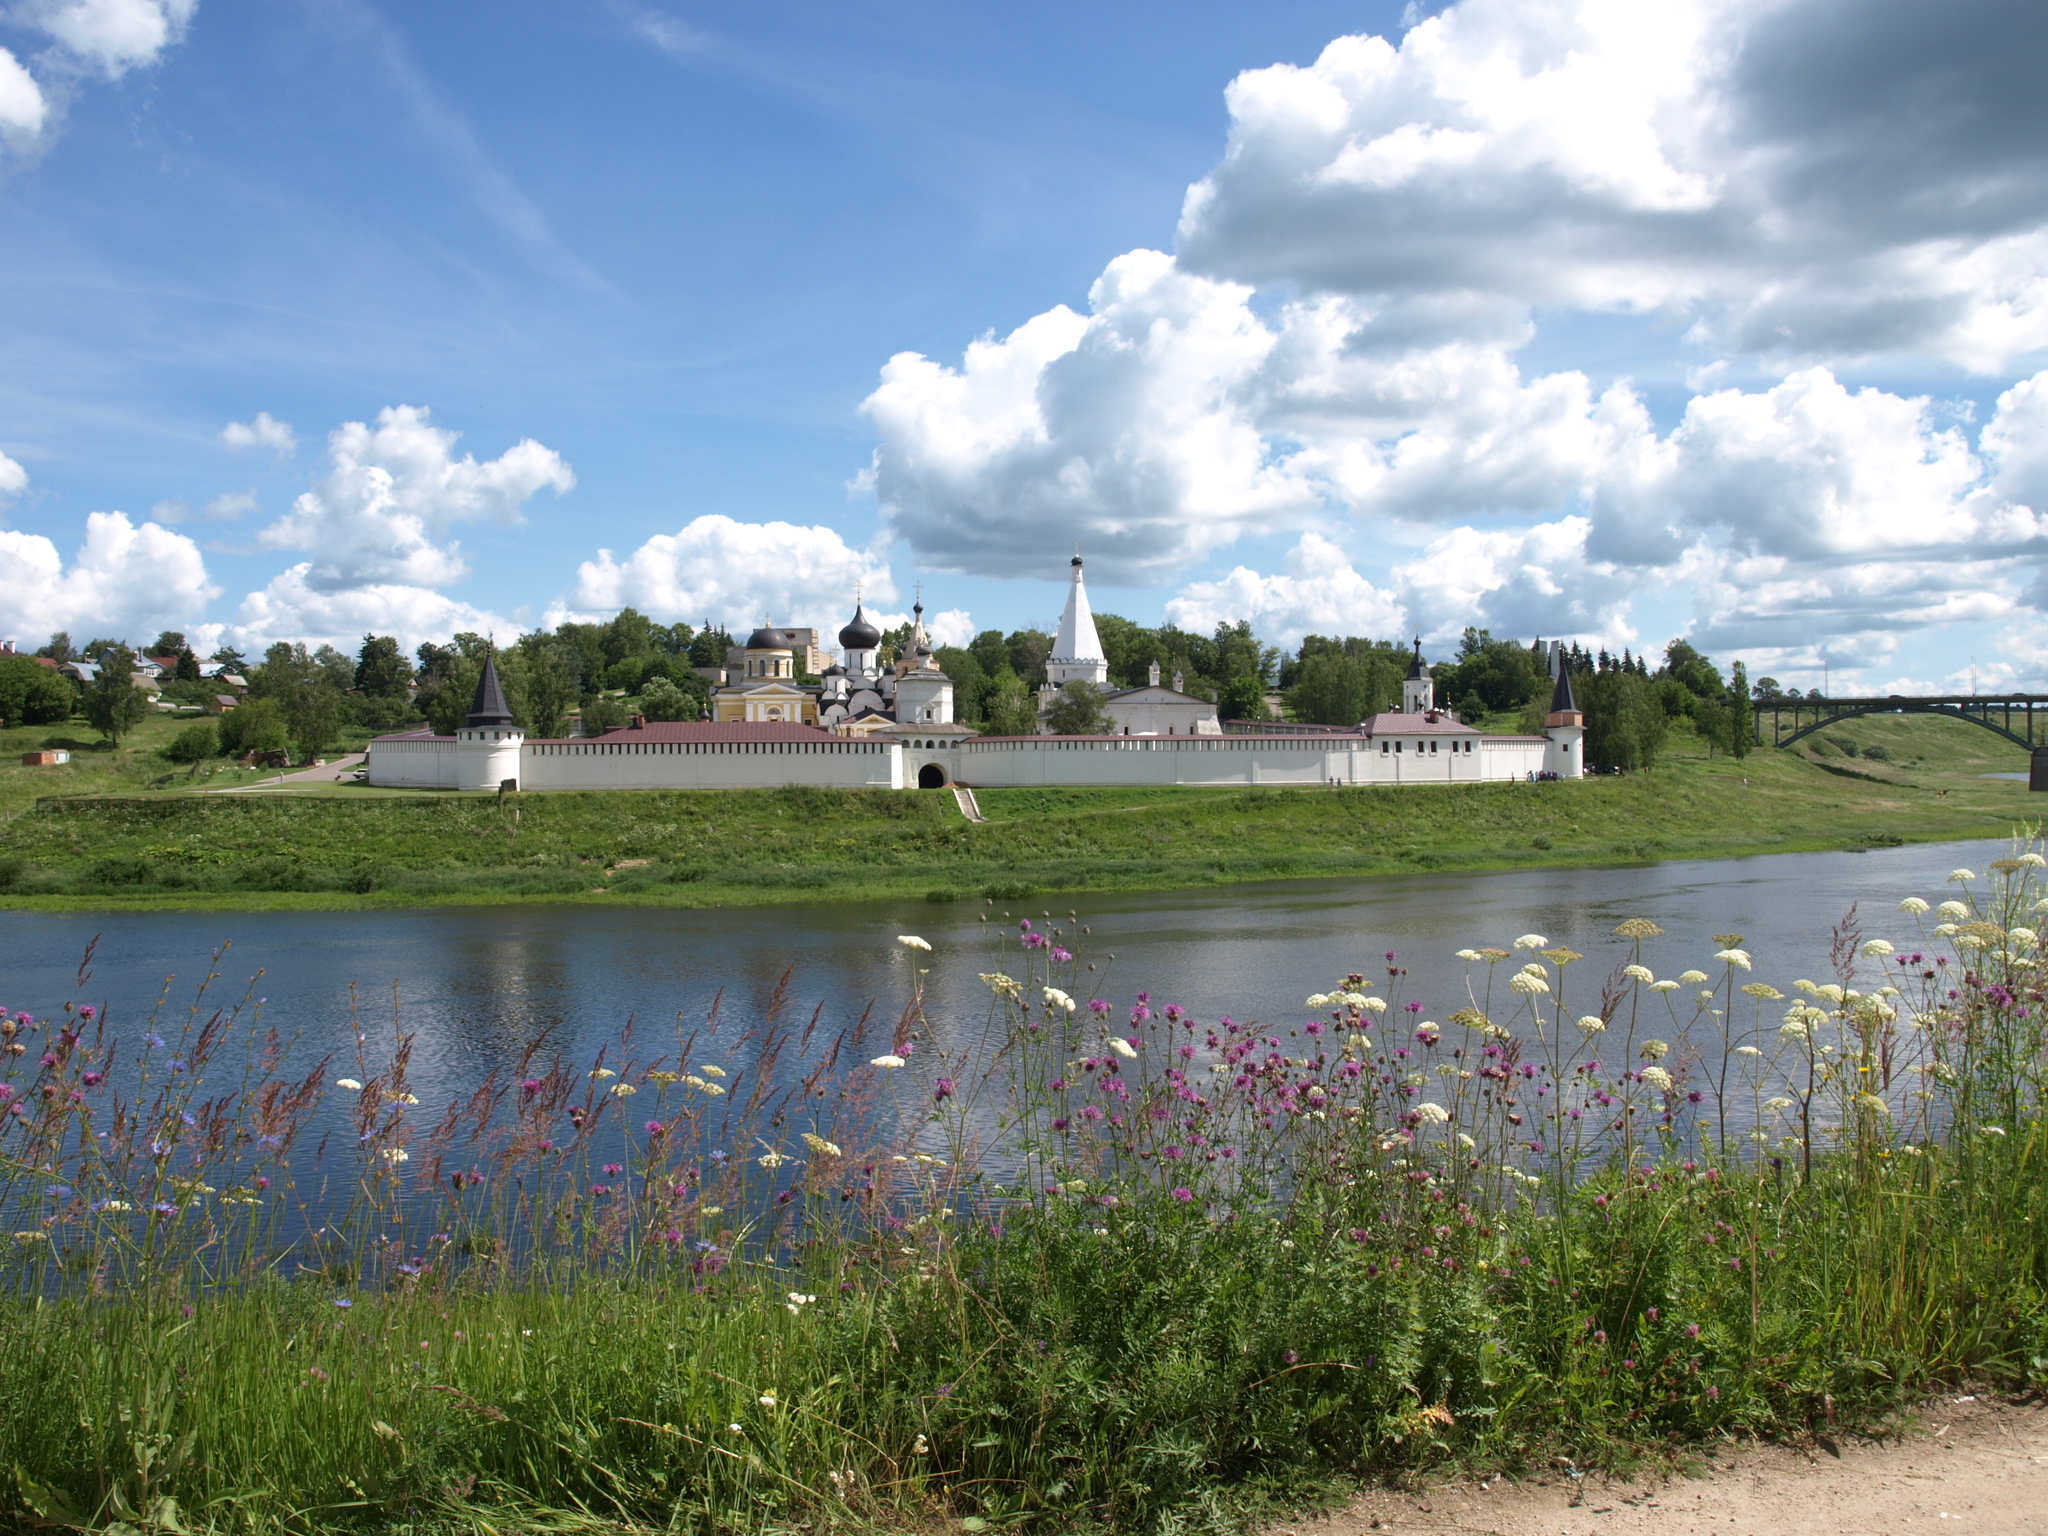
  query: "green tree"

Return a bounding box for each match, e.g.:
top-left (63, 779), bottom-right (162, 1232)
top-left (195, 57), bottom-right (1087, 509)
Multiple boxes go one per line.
top-left (687, 623), bottom-right (733, 669)
top-left (173, 648), bottom-right (202, 683)
top-left (0, 657), bottom-right (76, 726)
top-left (1661, 638), bottom-right (1726, 700)
top-left (251, 642), bottom-right (341, 758)
top-left (516, 634), bottom-right (580, 738)
top-left (1285, 650), bottom-right (1384, 725)
top-left (639, 674), bottom-right (705, 722)
top-left (581, 694), bottom-right (629, 736)
top-left (355, 635), bottom-right (413, 702)
top-left (149, 631), bottom-right (188, 658)
top-left (1217, 675), bottom-right (1270, 723)
top-left (82, 645), bottom-right (149, 745)
top-left (1006, 629), bottom-right (1053, 687)
top-left (36, 632), bottom-right (74, 663)
top-left (933, 646), bottom-right (986, 724)
top-left (1581, 664), bottom-right (1669, 772)
top-left (210, 645), bottom-right (248, 673)
top-left (981, 676), bottom-right (1041, 737)
top-left (82, 638), bottom-right (127, 661)
top-left (163, 719), bottom-right (219, 763)
top-left (602, 607), bottom-right (656, 669)
top-left (219, 697), bottom-right (290, 758)
top-left (1726, 661), bottom-right (1752, 759)
top-left (1043, 680), bottom-right (1113, 735)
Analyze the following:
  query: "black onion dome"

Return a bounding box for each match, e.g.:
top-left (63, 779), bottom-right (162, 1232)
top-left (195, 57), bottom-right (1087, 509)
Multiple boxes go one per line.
top-left (744, 625), bottom-right (794, 651)
top-left (1404, 636), bottom-right (1429, 680)
top-left (838, 603), bottom-right (882, 651)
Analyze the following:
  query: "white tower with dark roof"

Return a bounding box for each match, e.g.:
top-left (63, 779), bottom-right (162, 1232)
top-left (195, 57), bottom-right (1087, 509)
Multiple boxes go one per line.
top-left (456, 651), bottom-right (524, 791)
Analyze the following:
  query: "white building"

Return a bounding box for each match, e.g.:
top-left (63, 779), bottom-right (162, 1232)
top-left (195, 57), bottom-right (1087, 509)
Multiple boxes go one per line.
top-left (1039, 555), bottom-right (1221, 737)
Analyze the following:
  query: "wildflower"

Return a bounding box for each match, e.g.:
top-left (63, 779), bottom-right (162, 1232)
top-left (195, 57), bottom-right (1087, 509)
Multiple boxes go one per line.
top-left (1359, 996), bottom-right (1388, 1013)
top-left (1614, 918), bottom-right (1664, 938)
top-left (760, 1394), bottom-right (777, 1407)
top-left (1509, 972), bottom-right (1549, 995)
top-left (2009, 927), bottom-right (2040, 945)
top-left (612, 1083), bottom-right (636, 1097)
top-left (1639, 1039), bottom-right (1670, 1061)
top-left (1107, 1037), bottom-right (1138, 1059)
top-left (1513, 934), bottom-right (1549, 950)
top-left (1415, 1102), bottom-right (1450, 1124)
top-left (1042, 987), bottom-right (1077, 1013)
top-left (1172, 1186), bottom-right (1193, 1203)
top-left (603, 1163), bottom-right (623, 1175)
top-left (1679, 969), bottom-right (1708, 985)
top-left (1899, 897), bottom-right (1930, 914)
top-left (1741, 982), bottom-right (1784, 1000)
top-left (933, 1077), bottom-right (955, 1101)
top-left (1649, 979), bottom-right (1679, 992)
top-left (1948, 868), bottom-right (1976, 883)
top-left (980, 972), bottom-right (1022, 1000)
top-left (382, 1148), bottom-right (409, 1164)
top-left (1453, 951), bottom-right (1481, 963)
top-left (521, 1078), bottom-right (542, 1097)
top-left (1735, 1046), bottom-right (1762, 1057)
top-left (335, 1078), bottom-right (363, 1092)
top-left (1714, 949), bottom-right (1752, 971)
top-left (729, 1423), bottom-right (743, 1434)
top-left (1859, 939), bottom-right (1894, 958)
top-left (590, 1068), bottom-right (616, 1080)
top-left (870, 1054), bottom-right (906, 1070)
top-left (1575, 1015), bottom-right (1606, 1034)
top-left (1981, 1125), bottom-right (2007, 1137)
top-left (801, 1134), bottom-right (843, 1159)
top-left (913, 1434), bottom-right (929, 1455)
top-left (334, 1297), bottom-right (353, 1309)
top-left (1779, 1022), bottom-right (1808, 1041)
top-left (757, 1144), bottom-right (787, 1168)
top-left (1641, 1066), bottom-right (1673, 1091)
top-left (1936, 900), bottom-right (1969, 921)
top-left (1763, 1097), bottom-right (1794, 1112)
top-left (646, 1119), bottom-right (667, 1137)
top-left (2022, 853), bottom-right (2048, 868)
top-left (1623, 964), bottom-right (1654, 983)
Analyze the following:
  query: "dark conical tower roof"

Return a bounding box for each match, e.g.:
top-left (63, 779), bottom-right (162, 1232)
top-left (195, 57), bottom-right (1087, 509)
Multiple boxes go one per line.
top-left (1405, 636), bottom-right (1429, 680)
top-left (1548, 658), bottom-right (1579, 716)
top-left (466, 652), bottom-right (515, 728)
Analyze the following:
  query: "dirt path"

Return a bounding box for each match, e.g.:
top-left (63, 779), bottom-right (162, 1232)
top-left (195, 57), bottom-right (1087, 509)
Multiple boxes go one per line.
top-left (1284, 1393), bottom-right (2048, 1536)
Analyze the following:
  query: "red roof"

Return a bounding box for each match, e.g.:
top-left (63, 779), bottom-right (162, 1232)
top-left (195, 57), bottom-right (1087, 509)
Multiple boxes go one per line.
top-left (1358, 712), bottom-right (1481, 736)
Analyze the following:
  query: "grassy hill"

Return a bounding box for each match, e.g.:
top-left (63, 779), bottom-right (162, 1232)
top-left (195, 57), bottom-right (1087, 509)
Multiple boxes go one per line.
top-left (0, 709), bottom-right (2036, 910)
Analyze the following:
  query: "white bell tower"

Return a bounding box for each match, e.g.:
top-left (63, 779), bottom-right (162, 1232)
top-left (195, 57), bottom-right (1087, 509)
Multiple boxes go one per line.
top-left (456, 652), bottom-right (524, 791)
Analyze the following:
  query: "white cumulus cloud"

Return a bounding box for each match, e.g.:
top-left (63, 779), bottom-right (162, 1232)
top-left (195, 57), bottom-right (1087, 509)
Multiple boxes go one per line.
top-left (0, 510), bottom-right (219, 649)
top-left (564, 514), bottom-right (897, 632)
top-left (0, 46), bottom-right (46, 138)
top-left (220, 411), bottom-right (296, 455)
top-left (226, 567), bottom-right (517, 657)
top-left (256, 404), bottom-right (573, 591)
top-left (1166, 533), bottom-right (1405, 646)
top-left (19, 0), bottom-right (197, 78)
top-left (0, 448), bottom-right (27, 504)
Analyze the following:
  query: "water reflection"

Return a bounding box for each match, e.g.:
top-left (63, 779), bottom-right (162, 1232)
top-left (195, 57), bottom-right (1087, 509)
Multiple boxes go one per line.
top-left (3, 836), bottom-right (2013, 1148)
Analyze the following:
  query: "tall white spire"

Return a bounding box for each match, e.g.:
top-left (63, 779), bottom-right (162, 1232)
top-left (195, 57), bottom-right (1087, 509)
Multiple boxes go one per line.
top-left (1047, 554), bottom-right (1108, 687)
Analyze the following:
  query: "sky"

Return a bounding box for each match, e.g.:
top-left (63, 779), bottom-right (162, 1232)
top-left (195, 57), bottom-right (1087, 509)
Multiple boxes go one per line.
top-left (2, 0), bottom-right (2046, 694)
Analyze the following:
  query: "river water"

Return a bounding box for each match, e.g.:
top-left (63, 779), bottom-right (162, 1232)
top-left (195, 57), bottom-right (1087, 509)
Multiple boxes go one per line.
top-left (2, 836), bottom-right (2018, 1117)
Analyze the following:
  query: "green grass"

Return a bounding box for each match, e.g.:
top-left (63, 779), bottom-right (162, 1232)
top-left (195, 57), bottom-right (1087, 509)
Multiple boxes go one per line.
top-left (1, 857), bottom-right (2045, 1533)
top-left (0, 710), bottom-right (2036, 910)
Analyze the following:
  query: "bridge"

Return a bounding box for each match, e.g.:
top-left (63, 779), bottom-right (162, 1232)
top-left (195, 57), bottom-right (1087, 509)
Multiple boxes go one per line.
top-left (1755, 693), bottom-right (2048, 788)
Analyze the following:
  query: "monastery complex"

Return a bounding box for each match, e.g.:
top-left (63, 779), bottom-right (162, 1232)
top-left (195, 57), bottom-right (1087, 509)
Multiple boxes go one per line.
top-left (367, 556), bottom-right (1587, 793)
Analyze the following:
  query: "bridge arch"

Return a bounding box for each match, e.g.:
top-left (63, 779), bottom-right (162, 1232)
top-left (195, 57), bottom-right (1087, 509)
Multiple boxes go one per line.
top-left (1761, 697), bottom-right (2042, 751)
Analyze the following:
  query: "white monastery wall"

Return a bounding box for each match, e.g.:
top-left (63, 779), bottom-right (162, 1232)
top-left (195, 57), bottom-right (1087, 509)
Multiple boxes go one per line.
top-left (519, 737), bottom-right (901, 792)
top-left (915, 733), bottom-right (1551, 790)
top-left (365, 733), bottom-right (462, 790)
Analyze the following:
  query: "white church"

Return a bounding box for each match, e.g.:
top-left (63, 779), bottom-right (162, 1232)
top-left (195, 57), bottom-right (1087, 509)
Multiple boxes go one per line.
top-left (367, 555), bottom-right (1584, 794)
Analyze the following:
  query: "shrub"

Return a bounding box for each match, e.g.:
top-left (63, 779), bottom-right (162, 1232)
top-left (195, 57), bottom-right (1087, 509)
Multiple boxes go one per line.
top-left (1862, 743), bottom-right (1891, 762)
top-left (84, 854), bottom-right (153, 886)
top-left (217, 697), bottom-right (290, 758)
top-left (162, 720), bottom-right (219, 763)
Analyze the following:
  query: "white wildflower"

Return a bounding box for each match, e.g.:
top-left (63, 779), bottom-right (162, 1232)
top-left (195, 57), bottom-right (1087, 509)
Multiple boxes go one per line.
top-left (699, 1065), bottom-right (726, 1077)
top-left (1679, 970), bottom-right (1709, 985)
top-left (1623, 964), bottom-right (1654, 983)
top-left (1763, 1096), bottom-right (1794, 1112)
top-left (1898, 897), bottom-right (1930, 915)
top-left (1509, 972), bottom-right (1550, 996)
top-left (1649, 979), bottom-right (1680, 992)
top-left (1577, 1015), bottom-right (1607, 1034)
top-left (760, 1393), bottom-right (778, 1407)
top-left (1337, 991), bottom-right (1370, 1009)
top-left (382, 1148), bottom-right (409, 1164)
top-left (2009, 927), bottom-right (2040, 946)
top-left (1106, 1037), bottom-right (1138, 1059)
top-left (870, 1055), bottom-right (906, 1070)
top-left (1735, 1046), bottom-right (1763, 1057)
top-left (980, 972), bottom-right (1021, 1000)
top-left (1640, 1039), bottom-right (1670, 1061)
top-left (1513, 933), bottom-right (1548, 950)
top-left (1981, 1125), bottom-right (2007, 1137)
top-left (1937, 900), bottom-right (1970, 921)
top-left (1454, 950), bottom-right (1482, 962)
top-left (1780, 1021), bottom-right (1809, 1041)
top-left (1042, 986), bottom-right (1076, 1013)
top-left (1359, 996), bottom-right (1388, 1013)
top-left (1640, 1066), bottom-right (1673, 1091)
top-left (756, 1144), bottom-right (786, 1168)
top-left (1948, 868), bottom-right (1976, 883)
top-left (1714, 948), bottom-right (1753, 971)
top-left (1456, 1132), bottom-right (1476, 1150)
top-left (1305, 993), bottom-right (1332, 1008)
top-left (335, 1078), bottom-right (364, 1092)
top-left (590, 1068), bottom-right (616, 1080)
top-left (897, 935), bottom-right (932, 951)
top-left (1934, 923), bottom-right (1960, 938)
top-left (800, 1133), bottom-right (843, 1158)
top-left (1415, 1102), bottom-right (1450, 1123)
top-left (612, 1083), bottom-right (636, 1097)
top-left (2020, 853), bottom-right (2048, 868)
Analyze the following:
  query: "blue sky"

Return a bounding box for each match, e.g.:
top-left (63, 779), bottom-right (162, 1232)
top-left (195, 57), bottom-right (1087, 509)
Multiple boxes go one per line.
top-left (5, 0), bottom-right (2048, 692)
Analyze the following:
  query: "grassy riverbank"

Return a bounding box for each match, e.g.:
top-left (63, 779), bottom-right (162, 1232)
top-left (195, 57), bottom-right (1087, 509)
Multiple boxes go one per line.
top-left (0, 861), bottom-right (2043, 1534)
top-left (0, 711), bottom-right (2034, 910)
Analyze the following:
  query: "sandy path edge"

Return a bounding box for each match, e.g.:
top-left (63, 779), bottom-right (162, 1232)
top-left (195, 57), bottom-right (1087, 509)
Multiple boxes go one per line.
top-left (1272, 1392), bottom-right (2048, 1536)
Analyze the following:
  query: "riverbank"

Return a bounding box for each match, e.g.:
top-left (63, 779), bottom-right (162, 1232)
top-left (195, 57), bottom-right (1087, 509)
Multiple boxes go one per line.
top-left (0, 711), bottom-right (2033, 910)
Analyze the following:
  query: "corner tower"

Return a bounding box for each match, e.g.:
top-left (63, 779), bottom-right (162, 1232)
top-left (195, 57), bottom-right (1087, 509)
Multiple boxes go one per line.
top-left (456, 651), bottom-right (524, 791)
top-left (1542, 645), bottom-right (1585, 780)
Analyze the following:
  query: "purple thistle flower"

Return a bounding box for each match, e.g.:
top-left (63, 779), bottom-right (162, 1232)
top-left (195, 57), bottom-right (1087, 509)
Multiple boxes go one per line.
top-left (602, 1163), bottom-right (623, 1176)
top-left (933, 1077), bottom-right (955, 1102)
top-left (1282, 1349), bottom-right (1298, 1364)
top-left (520, 1078), bottom-right (542, 1099)
top-left (1171, 1186), bottom-right (1193, 1202)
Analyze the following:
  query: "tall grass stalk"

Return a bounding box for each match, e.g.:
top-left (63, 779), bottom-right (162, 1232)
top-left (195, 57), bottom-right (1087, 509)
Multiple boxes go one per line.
top-left (0, 849), bottom-right (2045, 1532)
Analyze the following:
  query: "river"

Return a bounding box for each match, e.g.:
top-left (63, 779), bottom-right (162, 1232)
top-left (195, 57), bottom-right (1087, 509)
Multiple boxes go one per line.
top-left (3, 835), bottom-right (2018, 1118)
